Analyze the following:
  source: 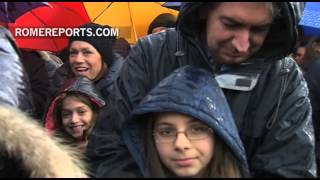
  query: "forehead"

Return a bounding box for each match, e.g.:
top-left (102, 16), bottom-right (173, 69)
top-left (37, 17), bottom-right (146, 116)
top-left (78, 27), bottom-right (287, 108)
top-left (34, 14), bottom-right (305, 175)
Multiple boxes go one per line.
top-left (62, 96), bottom-right (88, 108)
top-left (70, 40), bottom-right (96, 50)
top-left (154, 112), bottom-right (202, 126)
top-left (209, 2), bottom-right (274, 25)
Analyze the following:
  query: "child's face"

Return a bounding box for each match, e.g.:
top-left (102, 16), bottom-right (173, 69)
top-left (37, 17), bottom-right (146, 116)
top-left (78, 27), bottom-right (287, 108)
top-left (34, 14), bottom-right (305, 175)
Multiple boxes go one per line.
top-left (153, 112), bottom-right (214, 177)
top-left (61, 96), bottom-right (94, 140)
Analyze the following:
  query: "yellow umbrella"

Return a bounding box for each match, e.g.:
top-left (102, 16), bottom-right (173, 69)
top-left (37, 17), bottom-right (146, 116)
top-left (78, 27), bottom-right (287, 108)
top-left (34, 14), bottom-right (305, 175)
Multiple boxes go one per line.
top-left (83, 2), bottom-right (178, 44)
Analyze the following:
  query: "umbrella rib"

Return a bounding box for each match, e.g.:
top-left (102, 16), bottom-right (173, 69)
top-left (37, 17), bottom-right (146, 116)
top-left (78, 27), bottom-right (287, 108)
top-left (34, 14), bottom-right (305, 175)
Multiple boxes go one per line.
top-left (127, 3), bottom-right (138, 43)
top-left (92, 2), bottom-right (114, 22)
top-left (29, 11), bottom-right (60, 52)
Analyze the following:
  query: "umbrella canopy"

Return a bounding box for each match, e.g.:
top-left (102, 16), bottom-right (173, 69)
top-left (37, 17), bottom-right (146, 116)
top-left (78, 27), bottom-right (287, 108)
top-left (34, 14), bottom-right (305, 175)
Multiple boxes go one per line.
top-left (0, 2), bottom-right (49, 23)
top-left (84, 2), bottom-right (178, 44)
top-left (299, 2), bottom-right (320, 35)
top-left (7, 2), bottom-right (178, 52)
top-left (8, 2), bottom-right (91, 52)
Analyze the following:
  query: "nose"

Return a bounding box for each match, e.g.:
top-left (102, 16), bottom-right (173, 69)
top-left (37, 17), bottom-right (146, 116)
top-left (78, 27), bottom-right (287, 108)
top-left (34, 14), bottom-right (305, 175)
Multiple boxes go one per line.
top-left (174, 132), bottom-right (192, 151)
top-left (232, 29), bottom-right (250, 53)
top-left (71, 53), bottom-right (85, 64)
top-left (70, 113), bottom-right (79, 124)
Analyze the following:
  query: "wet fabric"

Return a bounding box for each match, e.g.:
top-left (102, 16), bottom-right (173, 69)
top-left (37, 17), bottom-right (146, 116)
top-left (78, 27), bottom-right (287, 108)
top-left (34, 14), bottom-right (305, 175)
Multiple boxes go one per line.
top-left (122, 66), bottom-right (250, 177)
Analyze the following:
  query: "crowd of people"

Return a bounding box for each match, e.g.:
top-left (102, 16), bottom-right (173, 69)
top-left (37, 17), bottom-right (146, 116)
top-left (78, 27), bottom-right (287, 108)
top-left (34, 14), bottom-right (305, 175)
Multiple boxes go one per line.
top-left (0, 2), bottom-right (318, 178)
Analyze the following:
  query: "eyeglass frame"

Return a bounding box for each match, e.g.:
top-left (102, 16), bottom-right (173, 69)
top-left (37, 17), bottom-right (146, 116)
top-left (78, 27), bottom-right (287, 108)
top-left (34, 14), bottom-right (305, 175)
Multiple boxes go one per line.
top-left (152, 126), bottom-right (214, 144)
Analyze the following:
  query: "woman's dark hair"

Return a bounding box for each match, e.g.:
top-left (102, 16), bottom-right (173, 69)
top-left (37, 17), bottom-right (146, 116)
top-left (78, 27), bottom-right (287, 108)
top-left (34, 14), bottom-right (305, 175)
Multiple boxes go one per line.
top-left (145, 113), bottom-right (242, 178)
top-left (53, 91), bottom-right (99, 144)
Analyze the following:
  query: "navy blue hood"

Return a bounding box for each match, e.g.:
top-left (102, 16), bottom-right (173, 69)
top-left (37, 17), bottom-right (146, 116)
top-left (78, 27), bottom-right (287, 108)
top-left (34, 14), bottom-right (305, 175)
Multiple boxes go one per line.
top-left (122, 65), bottom-right (250, 177)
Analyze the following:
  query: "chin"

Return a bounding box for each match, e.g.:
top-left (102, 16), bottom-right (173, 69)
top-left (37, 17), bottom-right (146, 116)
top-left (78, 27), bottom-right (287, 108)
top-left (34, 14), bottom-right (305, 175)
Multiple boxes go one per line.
top-left (71, 133), bottom-right (83, 140)
top-left (219, 57), bottom-right (248, 64)
top-left (174, 169), bottom-right (200, 178)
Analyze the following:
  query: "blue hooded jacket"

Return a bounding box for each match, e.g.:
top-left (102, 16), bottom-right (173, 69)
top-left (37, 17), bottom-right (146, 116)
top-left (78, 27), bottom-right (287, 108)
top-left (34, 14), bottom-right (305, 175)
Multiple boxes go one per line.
top-left (122, 65), bottom-right (250, 177)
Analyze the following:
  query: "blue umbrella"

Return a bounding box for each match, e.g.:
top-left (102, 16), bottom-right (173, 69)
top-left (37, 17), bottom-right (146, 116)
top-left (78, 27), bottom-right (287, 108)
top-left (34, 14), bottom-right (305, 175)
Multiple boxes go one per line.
top-left (0, 2), bottom-right (49, 23)
top-left (162, 2), bottom-right (181, 11)
top-left (299, 2), bottom-right (320, 35)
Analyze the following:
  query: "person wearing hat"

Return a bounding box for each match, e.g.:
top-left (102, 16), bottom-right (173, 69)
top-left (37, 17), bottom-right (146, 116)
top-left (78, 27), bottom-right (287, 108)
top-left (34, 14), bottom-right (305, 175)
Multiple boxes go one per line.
top-left (147, 13), bottom-right (177, 35)
top-left (48, 23), bottom-right (124, 103)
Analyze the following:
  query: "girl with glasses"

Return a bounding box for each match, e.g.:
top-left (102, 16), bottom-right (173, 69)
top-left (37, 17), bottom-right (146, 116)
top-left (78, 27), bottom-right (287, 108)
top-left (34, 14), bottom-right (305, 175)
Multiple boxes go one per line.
top-left (121, 66), bottom-right (250, 178)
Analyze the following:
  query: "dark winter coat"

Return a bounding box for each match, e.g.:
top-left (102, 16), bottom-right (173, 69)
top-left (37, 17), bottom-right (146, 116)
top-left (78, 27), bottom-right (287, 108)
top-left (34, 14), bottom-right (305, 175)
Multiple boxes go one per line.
top-left (20, 49), bottom-right (50, 121)
top-left (304, 60), bottom-right (320, 176)
top-left (87, 2), bottom-right (316, 178)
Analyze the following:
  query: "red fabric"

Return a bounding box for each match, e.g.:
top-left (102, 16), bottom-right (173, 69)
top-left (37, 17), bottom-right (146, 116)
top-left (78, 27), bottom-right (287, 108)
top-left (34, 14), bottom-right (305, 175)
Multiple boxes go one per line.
top-left (44, 94), bottom-right (65, 133)
top-left (8, 2), bottom-right (90, 52)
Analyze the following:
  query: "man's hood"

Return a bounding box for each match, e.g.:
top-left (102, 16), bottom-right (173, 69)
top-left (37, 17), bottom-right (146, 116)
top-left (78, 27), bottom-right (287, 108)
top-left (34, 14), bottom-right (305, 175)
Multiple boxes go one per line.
top-left (177, 2), bottom-right (301, 59)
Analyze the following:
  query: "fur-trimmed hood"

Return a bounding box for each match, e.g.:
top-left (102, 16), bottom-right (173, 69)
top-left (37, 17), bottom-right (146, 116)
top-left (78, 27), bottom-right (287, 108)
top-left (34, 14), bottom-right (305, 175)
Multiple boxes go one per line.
top-left (0, 105), bottom-right (88, 178)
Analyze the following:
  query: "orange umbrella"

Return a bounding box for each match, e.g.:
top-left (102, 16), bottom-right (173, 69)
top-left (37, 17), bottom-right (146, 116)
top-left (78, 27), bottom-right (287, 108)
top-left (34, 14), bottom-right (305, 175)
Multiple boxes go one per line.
top-left (84, 2), bottom-right (178, 44)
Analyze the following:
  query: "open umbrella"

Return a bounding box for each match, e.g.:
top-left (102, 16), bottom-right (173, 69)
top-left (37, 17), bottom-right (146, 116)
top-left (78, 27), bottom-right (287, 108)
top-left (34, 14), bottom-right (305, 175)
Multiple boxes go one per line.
top-left (7, 2), bottom-right (178, 52)
top-left (84, 2), bottom-right (178, 44)
top-left (299, 2), bottom-right (320, 35)
top-left (8, 2), bottom-right (90, 52)
top-left (0, 2), bottom-right (49, 23)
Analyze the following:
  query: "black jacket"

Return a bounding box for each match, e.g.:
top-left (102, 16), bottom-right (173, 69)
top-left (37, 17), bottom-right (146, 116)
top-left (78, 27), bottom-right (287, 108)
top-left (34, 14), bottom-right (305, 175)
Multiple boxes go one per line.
top-left (122, 66), bottom-right (250, 177)
top-left (304, 60), bottom-right (320, 176)
top-left (20, 49), bottom-right (50, 121)
top-left (87, 2), bottom-right (316, 177)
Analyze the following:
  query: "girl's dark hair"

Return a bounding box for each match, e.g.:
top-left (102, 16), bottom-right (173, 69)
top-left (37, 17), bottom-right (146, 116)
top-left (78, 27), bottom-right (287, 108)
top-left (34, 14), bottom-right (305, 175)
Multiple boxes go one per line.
top-left (53, 91), bottom-right (99, 143)
top-left (145, 113), bottom-right (242, 178)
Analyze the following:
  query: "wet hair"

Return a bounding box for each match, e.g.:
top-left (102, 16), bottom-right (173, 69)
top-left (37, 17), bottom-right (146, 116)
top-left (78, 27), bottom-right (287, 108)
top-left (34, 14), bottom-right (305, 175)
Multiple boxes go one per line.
top-left (144, 113), bottom-right (242, 178)
top-left (53, 92), bottom-right (99, 144)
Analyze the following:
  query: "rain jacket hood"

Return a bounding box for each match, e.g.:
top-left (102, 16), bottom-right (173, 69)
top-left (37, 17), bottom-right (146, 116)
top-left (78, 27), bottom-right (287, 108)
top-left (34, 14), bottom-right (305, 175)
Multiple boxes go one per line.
top-left (122, 66), bottom-right (250, 177)
top-left (177, 2), bottom-right (299, 60)
top-left (44, 76), bottom-right (105, 132)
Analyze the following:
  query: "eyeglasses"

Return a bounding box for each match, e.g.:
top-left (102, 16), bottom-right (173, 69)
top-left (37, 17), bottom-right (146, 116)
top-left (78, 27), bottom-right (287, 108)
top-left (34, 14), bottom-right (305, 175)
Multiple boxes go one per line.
top-left (153, 125), bottom-right (213, 144)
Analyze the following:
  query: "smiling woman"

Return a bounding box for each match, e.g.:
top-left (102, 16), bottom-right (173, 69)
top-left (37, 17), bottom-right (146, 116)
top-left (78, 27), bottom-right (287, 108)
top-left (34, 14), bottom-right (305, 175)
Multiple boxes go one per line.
top-left (49, 23), bottom-right (125, 103)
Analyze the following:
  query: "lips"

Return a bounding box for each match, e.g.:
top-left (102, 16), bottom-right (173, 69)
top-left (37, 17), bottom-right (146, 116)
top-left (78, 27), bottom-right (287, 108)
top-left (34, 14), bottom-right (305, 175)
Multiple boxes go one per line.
top-left (173, 157), bottom-right (197, 167)
top-left (74, 67), bottom-right (89, 72)
top-left (69, 125), bottom-right (85, 133)
top-left (224, 51), bottom-right (247, 58)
